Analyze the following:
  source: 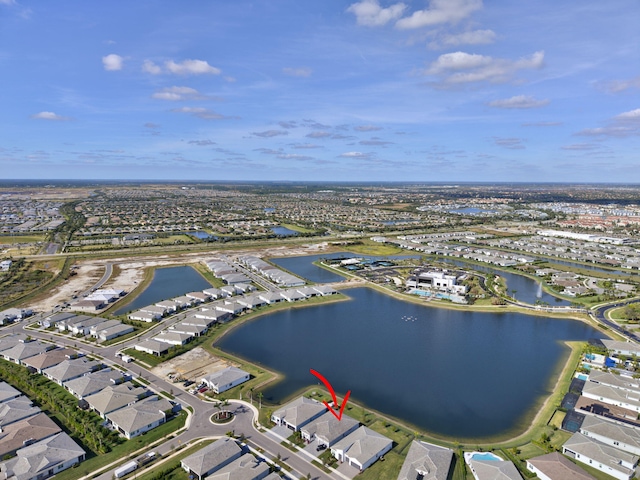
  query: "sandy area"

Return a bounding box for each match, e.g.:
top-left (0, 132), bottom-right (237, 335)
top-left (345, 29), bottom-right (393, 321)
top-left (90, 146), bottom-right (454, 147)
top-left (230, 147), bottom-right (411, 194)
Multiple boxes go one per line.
top-left (151, 347), bottom-right (234, 383)
top-left (31, 261), bottom-right (105, 312)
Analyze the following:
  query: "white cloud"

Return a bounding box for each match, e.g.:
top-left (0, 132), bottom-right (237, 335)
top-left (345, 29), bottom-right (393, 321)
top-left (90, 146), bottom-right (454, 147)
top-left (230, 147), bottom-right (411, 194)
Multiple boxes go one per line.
top-left (577, 108), bottom-right (640, 138)
top-left (277, 153), bottom-right (314, 161)
top-left (171, 107), bottom-right (228, 120)
top-left (30, 111), bottom-right (70, 121)
top-left (102, 54), bottom-right (123, 71)
top-left (354, 125), bottom-right (382, 131)
top-left (616, 108), bottom-right (640, 121)
top-left (489, 95), bottom-right (549, 109)
top-left (598, 75), bottom-right (640, 94)
top-left (338, 151), bottom-right (372, 158)
top-left (396, 0), bottom-right (482, 30)
top-left (252, 130), bottom-right (289, 138)
top-left (347, 0), bottom-right (407, 27)
top-left (142, 60), bottom-right (162, 75)
top-left (430, 29), bottom-right (496, 49)
top-left (152, 86), bottom-right (213, 101)
top-left (427, 50), bottom-right (544, 84)
top-left (142, 59), bottom-right (220, 76)
top-left (561, 143), bottom-right (601, 151)
top-left (283, 67), bottom-right (312, 77)
top-left (493, 137), bottom-right (525, 149)
top-left (165, 59), bottom-right (220, 75)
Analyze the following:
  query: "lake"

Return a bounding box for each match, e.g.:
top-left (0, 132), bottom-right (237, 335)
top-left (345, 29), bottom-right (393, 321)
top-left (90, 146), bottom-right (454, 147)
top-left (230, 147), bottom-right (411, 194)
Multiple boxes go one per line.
top-left (113, 265), bottom-right (212, 315)
top-left (442, 259), bottom-right (572, 306)
top-left (216, 286), bottom-right (603, 440)
top-left (271, 226), bottom-right (298, 237)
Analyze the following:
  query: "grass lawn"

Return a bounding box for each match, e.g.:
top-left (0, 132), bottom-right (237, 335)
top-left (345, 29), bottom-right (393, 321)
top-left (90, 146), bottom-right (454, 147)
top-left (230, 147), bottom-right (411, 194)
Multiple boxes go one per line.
top-left (279, 223), bottom-right (316, 234)
top-left (0, 234), bottom-right (45, 244)
top-left (357, 450), bottom-right (405, 480)
top-left (134, 439), bottom-right (215, 480)
top-left (54, 410), bottom-right (187, 480)
top-left (336, 239), bottom-right (405, 256)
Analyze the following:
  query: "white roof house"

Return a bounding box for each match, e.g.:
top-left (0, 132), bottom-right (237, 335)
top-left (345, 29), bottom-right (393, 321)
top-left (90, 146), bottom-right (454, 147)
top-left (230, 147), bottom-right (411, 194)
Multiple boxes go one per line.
top-left (181, 437), bottom-right (243, 480)
top-left (106, 395), bottom-right (174, 439)
top-left (0, 397), bottom-right (41, 428)
top-left (331, 426), bottom-right (393, 472)
top-left (271, 397), bottom-right (326, 432)
top-left (0, 382), bottom-right (22, 404)
top-left (129, 310), bottom-right (160, 322)
top-left (563, 432), bottom-right (638, 480)
top-left (201, 367), bottom-right (250, 394)
top-left (300, 411), bottom-right (359, 447)
top-left (580, 415), bottom-right (640, 456)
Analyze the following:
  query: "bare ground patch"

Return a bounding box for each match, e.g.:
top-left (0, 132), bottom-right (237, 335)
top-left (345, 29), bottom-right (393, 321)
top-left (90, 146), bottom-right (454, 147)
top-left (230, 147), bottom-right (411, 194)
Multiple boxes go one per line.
top-left (151, 347), bottom-right (236, 383)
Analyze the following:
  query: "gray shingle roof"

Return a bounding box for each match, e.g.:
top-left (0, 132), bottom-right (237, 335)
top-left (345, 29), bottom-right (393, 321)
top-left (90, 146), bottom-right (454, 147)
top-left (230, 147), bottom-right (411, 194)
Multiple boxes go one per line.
top-left (527, 452), bottom-right (596, 480)
top-left (331, 426), bottom-right (393, 466)
top-left (1, 432), bottom-right (85, 480)
top-left (467, 459), bottom-right (523, 480)
top-left (580, 414), bottom-right (640, 452)
top-left (84, 384), bottom-right (148, 416)
top-left (301, 411), bottom-right (359, 446)
top-left (563, 432), bottom-right (638, 476)
top-left (106, 395), bottom-right (172, 436)
top-left (272, 397), bottom-right (325, 429)
top-left (0, 412), bottom-right (61, 458)
top-left (205, 453), bottom-right (269, 480)
top-left (181, 437), bottom-right (242, 478)
top-left (0, 382), bottom-right (22, 403)
top-left (64, 369), bottom-right (125, 399)
top-left (0, 397), bottom-right (40, 427)
top-left (396, 441), bottom-right (454, 480)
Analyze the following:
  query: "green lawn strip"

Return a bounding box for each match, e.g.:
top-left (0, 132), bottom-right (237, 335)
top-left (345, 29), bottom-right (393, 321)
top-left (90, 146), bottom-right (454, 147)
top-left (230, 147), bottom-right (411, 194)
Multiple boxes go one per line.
top-left (331, 239), bottom-right (406, 256)
top-left (450, 452), bottom-right (469, 480)
top-left (311, 459), bottom-right (332, 473)
top-left (191, 262), bottom-right (225, 288)
top-left (548, 410), bottom-right (566, 429)
top-left (356, 450), bottom-right (404, 480)
top-left (53, 411), bottom-right (188, 480)
top-left (0, 234), bottom-right (45, 244)
top-left (279, 223), bottom-right (316, 234)
top-left (500, 448), bottom-right (536, 478)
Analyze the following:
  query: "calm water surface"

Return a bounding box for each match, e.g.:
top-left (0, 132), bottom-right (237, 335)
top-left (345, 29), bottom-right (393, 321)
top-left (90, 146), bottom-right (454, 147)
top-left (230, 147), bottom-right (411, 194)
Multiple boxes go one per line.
top-left (216, 287), bottom-right (603, 439)
top-left (113, 266), bottom-right (212, 315)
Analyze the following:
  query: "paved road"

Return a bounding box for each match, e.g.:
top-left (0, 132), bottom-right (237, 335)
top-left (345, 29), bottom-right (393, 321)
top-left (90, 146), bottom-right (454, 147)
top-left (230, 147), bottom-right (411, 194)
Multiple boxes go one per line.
top-left (4, 317), bottom-right (336, 480)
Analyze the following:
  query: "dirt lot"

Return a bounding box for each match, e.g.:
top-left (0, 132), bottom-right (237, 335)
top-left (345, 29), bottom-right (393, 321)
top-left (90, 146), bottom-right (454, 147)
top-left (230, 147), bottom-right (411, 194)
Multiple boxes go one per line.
top-left (30, 261), bottom-right (105, 312)
top-left (151, 347), bottom-right (235, 383)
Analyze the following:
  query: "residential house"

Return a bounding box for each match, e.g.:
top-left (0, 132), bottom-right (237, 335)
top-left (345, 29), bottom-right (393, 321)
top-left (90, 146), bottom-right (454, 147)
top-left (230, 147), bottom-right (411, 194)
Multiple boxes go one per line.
top-left (134, 339), bottom-right (170, 356)
top-left (64, 369), bottom-right (125, 399)
top-left (258, 292), bottom-right (283, 305)
top-left (526, 452), bottom-right (596, 480)
top-left (201, 367), bottom-right (250, 394)
top-left (181, 437), bottom-right (243, 480)
top-left (2, 340), bottom-right (56, 365)
top-left (0, 432), bottom-right (85, 480)
top-left (129, 310), bottom-right (160, 322)
top-left (0, 397), bottom-right (41, 427)
top-left (98, 323), bottom-right (134, 341)
top-left (579, 415), bottom-right (640, 456)
top-left (330, 426), bottom-right (393, 472)
top-left (170, 322), bottom-right (208, 336)
top-left (271, 397), bottom-right (326, 432)
top-left (153, 331), bottom-right (193, 346)
top-left (40, 312), bottom-right (75, 329)
top-left (69, 299), bottom-right (105, 312)
top-left (22, 348), bottom-right (78, 374)
top-left (106, 395), bottom-right (174, 439)
top-left (0, 412), bottom-right (61, 458)
top-left (300, 411), bottom-right (359, 448)
top-left (139, 305), bottom-right (168, 317)
top-left (396, 441), bottom-right (454, 480)
top-left (563, 432), bottom-right (638, 480)
top-left (89, 319), bottom-right (122, 337)
top-left (206, 453), bottom-right (270, 480)
top-left (582, 381), bottom-right (640, 413)
top-left (186, 292), bottom-right (209, 303)
top-left (42, 358), bottom-right (103, 386)
top-left (466, 456), bottom-right (523, 480)
top-left (155, 300), bottom-right (180, 313)
top-left (84, 384), bottom-right (149, 418)
top-left (0, 382), bottom-right (22, 404)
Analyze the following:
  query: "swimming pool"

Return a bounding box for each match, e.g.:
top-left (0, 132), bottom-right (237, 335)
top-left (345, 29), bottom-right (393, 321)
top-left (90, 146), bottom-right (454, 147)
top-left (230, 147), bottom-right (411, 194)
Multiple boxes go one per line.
top-left (467, 452), bottom-right (502, 462)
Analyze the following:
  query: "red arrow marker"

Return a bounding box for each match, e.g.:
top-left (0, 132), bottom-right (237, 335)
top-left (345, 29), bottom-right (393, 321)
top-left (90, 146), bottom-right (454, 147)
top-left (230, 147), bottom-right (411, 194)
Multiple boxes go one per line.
top-left (310, 369), bottom-right (351, 421)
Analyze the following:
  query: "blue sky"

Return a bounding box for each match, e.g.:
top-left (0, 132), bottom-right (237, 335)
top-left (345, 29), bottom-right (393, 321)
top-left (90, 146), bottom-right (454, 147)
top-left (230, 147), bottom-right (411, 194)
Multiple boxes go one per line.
top-left (1, 0), bottom-right (639, 182)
